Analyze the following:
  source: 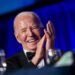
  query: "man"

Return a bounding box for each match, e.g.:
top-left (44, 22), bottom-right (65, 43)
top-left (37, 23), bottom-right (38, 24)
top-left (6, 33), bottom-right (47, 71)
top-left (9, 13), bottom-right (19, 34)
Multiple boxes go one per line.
top-left (6, 11), bottom-right (60, 70)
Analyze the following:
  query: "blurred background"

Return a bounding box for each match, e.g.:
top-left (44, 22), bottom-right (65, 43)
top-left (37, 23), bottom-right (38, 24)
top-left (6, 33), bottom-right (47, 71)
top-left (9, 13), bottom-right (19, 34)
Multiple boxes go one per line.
top-left (0, 0), bottom-right (75, 58)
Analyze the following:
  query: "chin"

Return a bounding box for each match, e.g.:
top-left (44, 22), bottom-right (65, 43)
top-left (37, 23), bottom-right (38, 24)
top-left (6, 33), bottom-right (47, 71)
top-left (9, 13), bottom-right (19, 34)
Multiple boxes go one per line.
top-left (28, 46), bottom-right (37, 51)
top-left (30, 47), bottom-right (36, 50)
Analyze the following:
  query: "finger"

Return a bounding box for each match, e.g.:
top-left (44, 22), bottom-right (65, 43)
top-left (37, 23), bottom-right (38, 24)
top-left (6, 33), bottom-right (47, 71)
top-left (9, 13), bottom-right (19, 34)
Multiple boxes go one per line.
top-left (46, 21), bottom-right (51, 35)
top-left (38, 33), bottom-right (46, 47)
top-left (44, 29), bottom-right (51, 50)
top-left (47, 21), bottom-right (55, 40)
top-left (48, 21), bottom-right (55, 36)
top-left (41, 34), bottom-right (45, 43)
top-left (44, 29), bottom-right (50, 39)
top-left (44, 28), bottom-right (54, 42)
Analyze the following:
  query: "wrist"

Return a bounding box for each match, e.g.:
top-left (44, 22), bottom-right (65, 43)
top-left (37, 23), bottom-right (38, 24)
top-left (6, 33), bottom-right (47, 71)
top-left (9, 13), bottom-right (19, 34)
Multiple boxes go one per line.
top-left (31, 55), bottom-right (40, 65)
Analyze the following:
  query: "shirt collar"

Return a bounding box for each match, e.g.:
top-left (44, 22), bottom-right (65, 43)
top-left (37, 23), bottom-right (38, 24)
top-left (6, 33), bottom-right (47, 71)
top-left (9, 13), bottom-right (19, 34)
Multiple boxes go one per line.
top-left (23, 49), bottom-right (35, 54)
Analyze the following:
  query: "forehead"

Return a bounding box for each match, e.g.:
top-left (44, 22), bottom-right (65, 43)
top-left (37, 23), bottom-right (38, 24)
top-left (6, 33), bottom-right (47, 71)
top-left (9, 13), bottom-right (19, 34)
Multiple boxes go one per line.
top-left (15, 15), bottom-right (39, 29)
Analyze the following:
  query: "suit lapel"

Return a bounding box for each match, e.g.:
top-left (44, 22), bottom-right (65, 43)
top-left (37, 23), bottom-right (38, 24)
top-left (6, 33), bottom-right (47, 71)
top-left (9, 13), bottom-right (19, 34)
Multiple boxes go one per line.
top-left (17, 51), bottom-right (29, 67)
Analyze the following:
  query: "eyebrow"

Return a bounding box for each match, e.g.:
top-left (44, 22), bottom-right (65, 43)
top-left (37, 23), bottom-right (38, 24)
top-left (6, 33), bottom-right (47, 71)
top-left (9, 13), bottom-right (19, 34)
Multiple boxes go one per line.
top-left (32, 23), bottom-right (39, 27)
top-left (20, 28), bottom-right (27, 31)
top-left (31, 24), bottom-right (39, 27)
top-left (20, 23), bottom-right (39, 30)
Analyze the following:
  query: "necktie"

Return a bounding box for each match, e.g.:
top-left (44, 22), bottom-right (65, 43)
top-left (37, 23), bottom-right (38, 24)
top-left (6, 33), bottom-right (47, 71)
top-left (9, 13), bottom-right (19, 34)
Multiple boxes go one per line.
top-left (26, 52), bottom-right (35, 60)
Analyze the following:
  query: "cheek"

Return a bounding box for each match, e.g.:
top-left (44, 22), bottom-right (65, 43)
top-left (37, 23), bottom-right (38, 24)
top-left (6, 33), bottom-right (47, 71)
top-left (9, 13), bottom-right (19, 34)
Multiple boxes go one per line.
top-left (20, 34), bottom-right (27, 42)
top-left (38, 28), bottom-right (44, 38)
top-left (34, 30), bottom-right (41, 38)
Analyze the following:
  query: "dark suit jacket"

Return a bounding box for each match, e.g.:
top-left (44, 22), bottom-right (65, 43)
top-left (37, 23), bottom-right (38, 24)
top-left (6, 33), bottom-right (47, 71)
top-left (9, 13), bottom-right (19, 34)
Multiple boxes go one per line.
top-left (6, 51), bottom-right (36, 71)
top-left (5, 50), bottom-right (75, 75)
top-left (6, 50), bottom-right (75, 71)
top-left (6, 50), bottom-right (65, 71)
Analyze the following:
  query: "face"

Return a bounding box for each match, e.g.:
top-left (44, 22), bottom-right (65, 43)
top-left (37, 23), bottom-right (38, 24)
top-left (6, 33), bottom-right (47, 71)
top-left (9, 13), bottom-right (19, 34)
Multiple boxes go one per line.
top-left (15, 15), bottom-right (43, 51)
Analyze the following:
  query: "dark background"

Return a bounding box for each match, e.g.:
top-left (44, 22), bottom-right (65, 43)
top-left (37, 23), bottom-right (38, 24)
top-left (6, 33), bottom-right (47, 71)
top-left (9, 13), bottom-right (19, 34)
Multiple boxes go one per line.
top-left (0, 0), bottom-right (75, 58)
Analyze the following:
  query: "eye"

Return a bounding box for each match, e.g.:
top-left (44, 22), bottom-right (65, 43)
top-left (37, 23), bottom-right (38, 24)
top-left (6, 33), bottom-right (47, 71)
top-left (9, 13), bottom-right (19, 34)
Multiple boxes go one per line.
top-left (21, 29), bottom-right (27, 33)
top-left (32, 26), bottom-right (39, 30)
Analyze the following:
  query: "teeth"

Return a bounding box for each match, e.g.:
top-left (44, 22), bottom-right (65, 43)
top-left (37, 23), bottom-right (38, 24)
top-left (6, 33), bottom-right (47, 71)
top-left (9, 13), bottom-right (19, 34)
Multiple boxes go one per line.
top-left (28, 39), bottom-right (35, 43)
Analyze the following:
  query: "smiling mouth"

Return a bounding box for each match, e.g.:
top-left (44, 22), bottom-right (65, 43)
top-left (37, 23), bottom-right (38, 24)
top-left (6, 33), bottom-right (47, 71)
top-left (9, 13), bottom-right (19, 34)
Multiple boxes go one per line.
top-left (27, 38), bottom-right (38, 43)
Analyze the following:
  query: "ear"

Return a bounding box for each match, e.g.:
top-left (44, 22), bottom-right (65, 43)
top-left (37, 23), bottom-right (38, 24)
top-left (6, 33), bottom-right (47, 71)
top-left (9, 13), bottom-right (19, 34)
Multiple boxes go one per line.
top-left (14, 32), bottom-right (21, 43)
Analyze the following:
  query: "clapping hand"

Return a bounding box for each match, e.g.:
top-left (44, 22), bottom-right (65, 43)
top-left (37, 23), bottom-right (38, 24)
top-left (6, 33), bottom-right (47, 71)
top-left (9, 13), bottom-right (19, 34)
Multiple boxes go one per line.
top-left (32, 21), bottom-right (55, 65)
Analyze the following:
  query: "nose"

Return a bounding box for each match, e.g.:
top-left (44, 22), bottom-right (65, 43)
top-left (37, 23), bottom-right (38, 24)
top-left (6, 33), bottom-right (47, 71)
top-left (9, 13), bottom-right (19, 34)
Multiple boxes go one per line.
top-left (27, 28), bottom-right (33, 36)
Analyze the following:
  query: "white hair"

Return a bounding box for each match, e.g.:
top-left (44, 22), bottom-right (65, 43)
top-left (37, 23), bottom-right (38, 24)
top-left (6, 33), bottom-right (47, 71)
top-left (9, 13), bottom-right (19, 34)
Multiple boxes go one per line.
top-left (14, 11), bottom-right (44, 33)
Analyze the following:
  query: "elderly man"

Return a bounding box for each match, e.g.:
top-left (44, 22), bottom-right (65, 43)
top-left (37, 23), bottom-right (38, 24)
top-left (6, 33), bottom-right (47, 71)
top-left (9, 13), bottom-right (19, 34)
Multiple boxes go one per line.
top-left (6, 11), bottom-right (60, 70)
